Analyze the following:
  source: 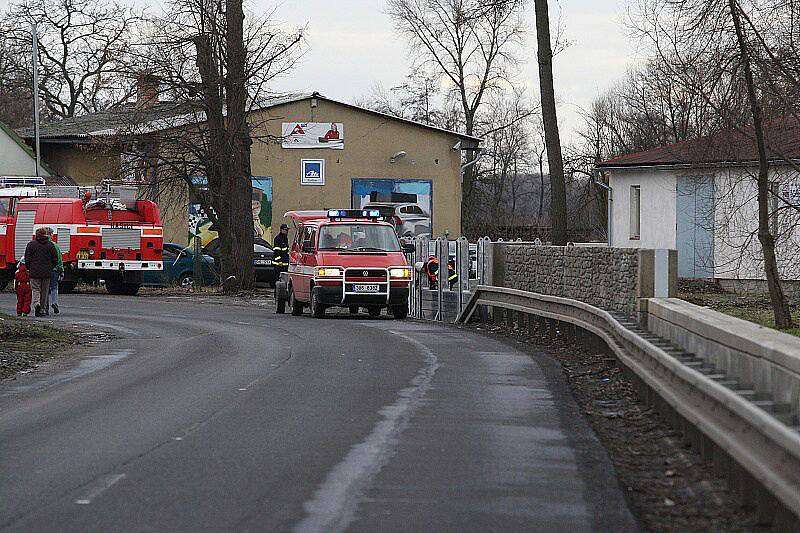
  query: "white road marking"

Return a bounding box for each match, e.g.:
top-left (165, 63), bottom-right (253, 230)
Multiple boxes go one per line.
top-left (294, 331), bottom-right (439, 533)
top-left (238, 388), bottom-right (248, 391)
top-left (174, 437), bottom-right (183, 441)
top-left (74, 473), bottom-right (126, 505)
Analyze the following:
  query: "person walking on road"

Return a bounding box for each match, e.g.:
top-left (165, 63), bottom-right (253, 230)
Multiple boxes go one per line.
top-left (24, 227), bottom-right (59, 317)
top-left (273, 224), bottom-right (290, 274)
top-left (14, 262), bottom-right (31, 317)
top-left (46, 227), bottom-right (63, 314)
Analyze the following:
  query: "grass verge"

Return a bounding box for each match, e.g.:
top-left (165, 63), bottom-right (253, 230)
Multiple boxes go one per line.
top-left (0, 312), bottom-right (80, 380)
top-left (679, 292), bottom-right (800, 337)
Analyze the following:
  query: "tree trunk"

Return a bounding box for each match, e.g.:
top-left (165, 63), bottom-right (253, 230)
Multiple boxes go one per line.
top-left (729, 0), bottom-right (793, 328)
top-left (223, 0), bottom-right (254, 293)
top-left (534, 0), bottom-right (567, 245)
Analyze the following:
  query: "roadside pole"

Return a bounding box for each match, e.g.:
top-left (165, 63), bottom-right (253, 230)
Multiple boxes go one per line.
top-left (32, 23), bottom-right (41, 177)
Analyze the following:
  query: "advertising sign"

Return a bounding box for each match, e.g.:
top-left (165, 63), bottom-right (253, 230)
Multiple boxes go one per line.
top-left (282, 122), bottom-right (344, 149)
top-left (301, 159), bottom-right (325, 186)
top-left (351, 178), bottom-right (433, 238)
top-left (189, 176), bottom-right (273, 247)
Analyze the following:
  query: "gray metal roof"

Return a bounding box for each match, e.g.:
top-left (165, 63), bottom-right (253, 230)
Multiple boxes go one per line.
top-left (16, 91), bottom-right (481, 145)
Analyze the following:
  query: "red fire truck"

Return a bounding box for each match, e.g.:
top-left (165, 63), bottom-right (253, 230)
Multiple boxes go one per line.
top-left (0, 182), bottom-right (163, 295)
top-left (275, 209), bottom-right (411, 318)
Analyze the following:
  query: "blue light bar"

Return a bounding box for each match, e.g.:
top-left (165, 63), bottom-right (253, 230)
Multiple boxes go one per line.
top-left (327, 209), bottom-right (383, 219)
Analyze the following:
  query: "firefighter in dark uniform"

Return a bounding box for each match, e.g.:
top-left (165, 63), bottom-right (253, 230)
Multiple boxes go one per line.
top-left (273, 223), bottom-right (290, 274)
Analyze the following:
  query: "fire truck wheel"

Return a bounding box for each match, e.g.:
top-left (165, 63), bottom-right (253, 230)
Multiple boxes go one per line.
top-left (59, 281), bottom-right (77, 294)
top-left (310, 288), bottom-right (325, 318)
top-left (390, 305), bottom-right (408, 320)
top-left (289, 286), bottom-right (303, 316)
top-left (348, 306), bottom-right (359, 314)
top-left (121, 283), bottom-right (140, 296)
top-left (367, 307), bottom-right (382, 318)
top-left (0, 279), bottom-right (9, 292)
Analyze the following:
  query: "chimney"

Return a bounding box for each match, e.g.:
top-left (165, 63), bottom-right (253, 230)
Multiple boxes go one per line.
top-left (136, 73), bottom-right (159, 109)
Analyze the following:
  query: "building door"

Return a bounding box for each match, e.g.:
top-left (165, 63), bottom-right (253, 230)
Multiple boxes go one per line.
top-left (676, 176), bottom-right (715, 278)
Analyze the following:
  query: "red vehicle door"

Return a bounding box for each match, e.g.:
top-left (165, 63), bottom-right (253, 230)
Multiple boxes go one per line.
top-left (297, 225), bottom-right (317, 300)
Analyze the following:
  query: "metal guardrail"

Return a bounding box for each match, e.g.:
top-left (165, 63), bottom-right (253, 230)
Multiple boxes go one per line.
top-left (457, 285), bottom-right (800, 522)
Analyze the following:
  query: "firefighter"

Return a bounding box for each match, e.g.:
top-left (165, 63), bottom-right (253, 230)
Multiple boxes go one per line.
top-left (447, 258), bottom-right (458, 289)
top-left (422, 255), bottom-right (439, 289)
top-left (273, 223), bottom-right (290, 274)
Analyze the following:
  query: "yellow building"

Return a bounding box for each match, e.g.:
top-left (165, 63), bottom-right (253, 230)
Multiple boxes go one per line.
top-left (17, 92), bottom-right (480, 246)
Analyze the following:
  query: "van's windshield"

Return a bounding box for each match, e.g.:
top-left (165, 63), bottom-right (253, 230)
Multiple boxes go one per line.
top-left (317, 224), bottom-right (401, 252)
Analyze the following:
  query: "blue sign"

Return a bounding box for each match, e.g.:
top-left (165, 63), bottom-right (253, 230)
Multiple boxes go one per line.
top-left (301, 159), bottom-right (325, 185)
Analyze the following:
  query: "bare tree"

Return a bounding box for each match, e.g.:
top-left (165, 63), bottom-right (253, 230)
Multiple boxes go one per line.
top-left (112, 0), bottom-right (303, 292)
top-left (1, 0), bottom-right (140, 119)
top-left (630, 0), bottom-right (797, 327)
top-left (386, 0), bottom-right (525, 226)
top-left (0, 35), bottom-right (31, 128)
top-left (533, 0), bottom-right (567, 245)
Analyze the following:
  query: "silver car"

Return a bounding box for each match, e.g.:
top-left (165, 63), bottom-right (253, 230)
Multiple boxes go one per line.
top-left (364, 202), bottom-right (430, 237)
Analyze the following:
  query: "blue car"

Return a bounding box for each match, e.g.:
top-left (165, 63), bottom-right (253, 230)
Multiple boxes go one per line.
top-left (143, 243), bottom-right (219, 287)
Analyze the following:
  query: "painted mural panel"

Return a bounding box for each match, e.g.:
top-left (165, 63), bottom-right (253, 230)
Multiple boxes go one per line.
top-left (351, 178), bottom-right (432, 238)
top-left (189, 176), bottom-right (273, 248)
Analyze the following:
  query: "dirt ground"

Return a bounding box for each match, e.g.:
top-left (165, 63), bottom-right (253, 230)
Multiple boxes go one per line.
top-left (469, 320), bottom-right (771, 532)
top-left (0, 313), bottom-right (86, 381)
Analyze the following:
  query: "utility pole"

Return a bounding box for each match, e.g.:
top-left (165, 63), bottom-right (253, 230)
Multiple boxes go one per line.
top-left (32, 22), bottom-right (41, 177)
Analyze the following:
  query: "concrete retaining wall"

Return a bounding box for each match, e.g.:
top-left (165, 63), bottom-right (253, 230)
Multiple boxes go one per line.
top-left (497, 245), bottom-right (677, 318)
top-left (648, 298), bottom-right (800, 414)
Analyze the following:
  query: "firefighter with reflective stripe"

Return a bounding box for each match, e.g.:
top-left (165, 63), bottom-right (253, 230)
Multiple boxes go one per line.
top-left (422, 255), bottom-right (457, 290)
top-left (447, 258), bottom-right (458, 289)
top-left (421, 255), bottom-right (439, 288)
top-left (273, 223), bottom-right (290, 273)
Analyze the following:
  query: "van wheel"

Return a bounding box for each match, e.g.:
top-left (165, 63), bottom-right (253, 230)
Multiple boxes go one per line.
top-left (390, 305), bottom-right (408, 320)
top-left (289, 286), bottom-right (303, 316)
top-left (310, 288), bottom-right (325, 318)
top-left (367, 307), bottom-right (381, 318)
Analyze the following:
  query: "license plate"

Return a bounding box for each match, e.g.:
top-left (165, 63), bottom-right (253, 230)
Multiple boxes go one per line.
top-left (76, 251), bottom-right (89, 259)
top-left (353, 284), bottom-right (380, 293)
top-left (254, 259), bottom-right (272, 265)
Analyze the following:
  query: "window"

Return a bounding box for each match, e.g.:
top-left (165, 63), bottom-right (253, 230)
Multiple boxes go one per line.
top-left (630, 185), bottom-right (641, 239)
top-left (401, 205), bottom-right (425, 215)
top-left (302, 226), bottom-right (316, 252)
top-left (0, 198), bottom-right (9, 217)
top-left (769, 181), bottom-right (780, 236)
top-left (317, 224), bottom-right (401, 252)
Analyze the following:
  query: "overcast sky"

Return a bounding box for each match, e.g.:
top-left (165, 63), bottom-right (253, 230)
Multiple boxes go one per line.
top-left (267, 0), bottom-right (643, 142)
top-left (0, 0), bottom-right (643, 141)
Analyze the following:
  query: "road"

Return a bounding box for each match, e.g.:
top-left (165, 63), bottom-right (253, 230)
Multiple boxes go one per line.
top-left (0, 293), bottom-right (636, 532)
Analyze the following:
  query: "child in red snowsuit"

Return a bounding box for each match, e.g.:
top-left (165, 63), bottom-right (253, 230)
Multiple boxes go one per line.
top-left (15, 263), bottom-right (32, 317)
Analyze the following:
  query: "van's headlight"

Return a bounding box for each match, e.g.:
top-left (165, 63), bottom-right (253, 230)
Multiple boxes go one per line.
top-left (389, 267), bottom-right (411, 279)
top-left (317, 267), bottom-right (342, 277)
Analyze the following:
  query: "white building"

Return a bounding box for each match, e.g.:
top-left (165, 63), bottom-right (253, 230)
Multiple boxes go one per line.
top-left (597, 118), bottom-right (800, 286)
top-left (0, 120), bottom-right (50, 177)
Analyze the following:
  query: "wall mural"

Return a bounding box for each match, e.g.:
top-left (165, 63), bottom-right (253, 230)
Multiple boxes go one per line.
top-left (189, 176), bottom-right (273, 249)
top-left (351, 178), bottom-right (432, 238)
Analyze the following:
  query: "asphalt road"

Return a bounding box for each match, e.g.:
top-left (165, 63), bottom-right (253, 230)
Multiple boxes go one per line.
top-left (0, 293), bottom-right (636, 532)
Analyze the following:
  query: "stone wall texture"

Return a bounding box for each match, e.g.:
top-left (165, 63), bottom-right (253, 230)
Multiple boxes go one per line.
top-left (502, 245), bottom-right (640, 316)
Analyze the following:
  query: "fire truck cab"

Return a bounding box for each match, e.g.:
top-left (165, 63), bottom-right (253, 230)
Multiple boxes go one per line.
top-left (275, 209), bottom-right (411, 318)
top-left (0, 180), bottom-right (163, 295)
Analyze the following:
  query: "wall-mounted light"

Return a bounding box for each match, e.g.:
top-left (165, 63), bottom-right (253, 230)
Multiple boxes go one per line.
top-left (390, 150), bottom-right (407, 164)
